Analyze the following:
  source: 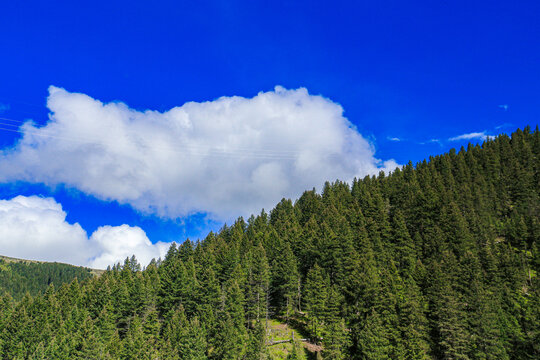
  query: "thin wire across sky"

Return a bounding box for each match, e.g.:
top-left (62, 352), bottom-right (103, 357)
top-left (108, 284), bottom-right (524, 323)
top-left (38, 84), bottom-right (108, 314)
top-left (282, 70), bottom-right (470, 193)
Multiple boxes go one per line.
top-left (0, 116), bottom-right (303, 160)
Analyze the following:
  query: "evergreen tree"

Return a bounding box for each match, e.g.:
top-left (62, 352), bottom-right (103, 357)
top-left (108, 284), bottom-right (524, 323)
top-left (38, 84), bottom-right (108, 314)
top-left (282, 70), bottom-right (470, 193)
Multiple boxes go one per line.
top-left (304, 264), bottom-right (329, 339)
top-left (271, 241), bottom-right (300, 321)
top-left (0, 127), bottom-right (536, 360)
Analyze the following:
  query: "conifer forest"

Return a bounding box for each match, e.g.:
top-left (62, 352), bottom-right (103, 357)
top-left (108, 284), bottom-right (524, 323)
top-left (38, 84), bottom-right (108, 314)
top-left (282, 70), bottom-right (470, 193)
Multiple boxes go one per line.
top-left (0, 127), bottom-right (538, 359)
top-left (0, 257), bottom-right (95, 301)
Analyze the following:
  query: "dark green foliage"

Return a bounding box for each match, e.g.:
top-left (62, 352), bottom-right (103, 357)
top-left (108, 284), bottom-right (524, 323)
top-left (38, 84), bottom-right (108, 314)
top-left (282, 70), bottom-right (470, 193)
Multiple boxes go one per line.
top-left (304, 263), bottom-right (329, 339)
top-left (0, 258), bottom-right (94, 300)
top-left (0, 127), bottom-right (538, 359)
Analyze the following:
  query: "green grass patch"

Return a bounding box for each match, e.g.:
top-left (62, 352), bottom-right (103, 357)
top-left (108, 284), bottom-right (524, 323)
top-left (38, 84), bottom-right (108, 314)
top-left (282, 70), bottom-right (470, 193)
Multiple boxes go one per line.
top-left (266, 317), bottom-right (316, 359)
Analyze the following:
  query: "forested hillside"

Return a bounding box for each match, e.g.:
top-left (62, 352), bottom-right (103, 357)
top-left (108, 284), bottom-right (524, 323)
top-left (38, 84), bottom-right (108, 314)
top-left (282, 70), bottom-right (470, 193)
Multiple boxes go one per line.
top-left (0, 256), bottom-right (96, 300)
top-left (0, 127), bottom-right (538, 359)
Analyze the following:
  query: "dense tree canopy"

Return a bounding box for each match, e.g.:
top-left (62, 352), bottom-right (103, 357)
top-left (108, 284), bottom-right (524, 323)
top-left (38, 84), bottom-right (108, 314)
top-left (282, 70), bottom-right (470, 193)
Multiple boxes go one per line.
top-left (0, 127), bottom-right (538, 359)
top-left (0, 258), bottom-right (94, 300)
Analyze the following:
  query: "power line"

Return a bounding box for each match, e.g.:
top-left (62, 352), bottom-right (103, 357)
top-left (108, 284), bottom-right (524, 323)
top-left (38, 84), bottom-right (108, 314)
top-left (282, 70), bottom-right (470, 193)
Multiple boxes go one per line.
top-left (0, 115), bottom-right (300, 154)
top-left (0, 116), bottom-right (303, 160)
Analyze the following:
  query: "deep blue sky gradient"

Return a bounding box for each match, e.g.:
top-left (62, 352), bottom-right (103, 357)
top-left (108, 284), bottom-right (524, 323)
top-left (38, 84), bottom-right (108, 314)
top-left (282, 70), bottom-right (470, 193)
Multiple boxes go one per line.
top-left (0, 0), bottom-right (538, 241)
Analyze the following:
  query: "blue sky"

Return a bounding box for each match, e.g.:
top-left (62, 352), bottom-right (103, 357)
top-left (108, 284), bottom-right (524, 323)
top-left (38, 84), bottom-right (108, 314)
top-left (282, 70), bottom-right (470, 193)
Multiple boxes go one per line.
top-left (0, 0), bottom-right (538, 267)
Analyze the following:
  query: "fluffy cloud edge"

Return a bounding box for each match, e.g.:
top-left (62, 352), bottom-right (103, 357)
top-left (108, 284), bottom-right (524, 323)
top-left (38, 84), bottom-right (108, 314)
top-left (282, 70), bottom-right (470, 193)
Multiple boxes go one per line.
top-left (0, 195), bottom-right (168, 269)
top-left (0, 86), bottom-right (398, 220)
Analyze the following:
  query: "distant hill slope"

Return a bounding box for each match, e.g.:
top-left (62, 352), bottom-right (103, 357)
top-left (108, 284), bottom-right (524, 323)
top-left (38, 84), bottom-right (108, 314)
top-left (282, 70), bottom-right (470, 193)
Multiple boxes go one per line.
top-left (0, 255), bottom-right (103, 300)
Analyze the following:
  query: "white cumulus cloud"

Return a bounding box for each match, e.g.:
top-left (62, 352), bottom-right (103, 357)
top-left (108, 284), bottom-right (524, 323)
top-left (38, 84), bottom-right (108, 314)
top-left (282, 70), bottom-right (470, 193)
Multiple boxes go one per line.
top-left (0, 86), bottom-right (398, 219)
top-left (0, 195), bottom-right (168, 269)
top-left (87, 225), bottom-right (169, 269)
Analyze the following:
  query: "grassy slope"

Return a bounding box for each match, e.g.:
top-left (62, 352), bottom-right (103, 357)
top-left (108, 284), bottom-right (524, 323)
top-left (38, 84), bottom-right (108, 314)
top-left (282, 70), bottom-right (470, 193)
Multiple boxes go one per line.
top-left (266, 318), bottom-right (322, 359)
top-left (0, 255), bottom-right (105, 276)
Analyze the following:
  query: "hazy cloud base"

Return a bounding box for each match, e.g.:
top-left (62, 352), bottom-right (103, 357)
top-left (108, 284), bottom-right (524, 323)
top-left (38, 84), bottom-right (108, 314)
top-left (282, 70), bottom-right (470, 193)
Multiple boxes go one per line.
top-left (0, 195), bottom-right (168, 269)
top-left (0, 86), bottom-right (397, 220)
